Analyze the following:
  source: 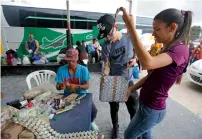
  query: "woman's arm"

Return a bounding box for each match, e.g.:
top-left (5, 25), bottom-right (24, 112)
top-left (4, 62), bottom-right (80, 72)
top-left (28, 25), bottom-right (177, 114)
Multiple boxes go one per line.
top-left (128, 26), bottom-right (173, 70)
top-left (119, 8), bottom-right (173, 70)
top-left (130, 75), bottom-right (148, 92)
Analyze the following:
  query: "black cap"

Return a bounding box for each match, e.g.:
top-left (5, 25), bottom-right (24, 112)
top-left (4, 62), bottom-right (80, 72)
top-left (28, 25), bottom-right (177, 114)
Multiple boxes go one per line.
top-left (97, 14), bottom-right (115, 39)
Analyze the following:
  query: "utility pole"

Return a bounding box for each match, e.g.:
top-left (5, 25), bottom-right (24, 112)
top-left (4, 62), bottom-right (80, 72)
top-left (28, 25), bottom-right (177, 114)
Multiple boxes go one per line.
top-left (66, 0), bottom-right (73, 48)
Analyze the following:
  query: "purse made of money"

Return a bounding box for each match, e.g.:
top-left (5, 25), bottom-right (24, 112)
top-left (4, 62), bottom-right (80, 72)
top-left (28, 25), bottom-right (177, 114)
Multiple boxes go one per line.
top-left (99, 76), bottom-right (129, 102)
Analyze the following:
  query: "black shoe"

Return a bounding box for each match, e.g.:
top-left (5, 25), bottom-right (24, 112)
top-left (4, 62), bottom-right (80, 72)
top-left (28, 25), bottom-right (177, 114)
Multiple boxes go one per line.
top-left (112, 124), bottom-right (120, 139)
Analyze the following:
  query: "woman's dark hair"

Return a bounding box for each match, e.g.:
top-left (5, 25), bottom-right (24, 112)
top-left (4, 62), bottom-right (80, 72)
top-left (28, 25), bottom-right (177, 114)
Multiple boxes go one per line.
top-left (93, 39), bottom-right (97, 43)
top-left (154, 8), bottom-right (192, 51)
top-left (154, 8), bottom-right (192, 84)
top-left (76, 41), bottom-right (81, 46)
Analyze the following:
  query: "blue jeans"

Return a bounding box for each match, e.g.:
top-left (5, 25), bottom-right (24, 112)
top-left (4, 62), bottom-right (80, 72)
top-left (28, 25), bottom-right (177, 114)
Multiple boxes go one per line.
top-left (124, 101), bottom-right (166, 139)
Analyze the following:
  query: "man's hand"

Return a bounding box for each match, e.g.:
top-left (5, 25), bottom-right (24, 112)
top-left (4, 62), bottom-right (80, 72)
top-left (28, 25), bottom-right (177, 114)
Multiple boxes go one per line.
top-left (28, 49), bottom-right (33, 54)
top-left (103, 66), bottom-right (110, 76)
top-left (59, 83), bottom-right (66, 90)
top-left (127, 86), bottom-right (133, 95)
top-left (128, 58), bottom-right (136, 67)
top-left (122, 87), bottom-right (133, 102)
top-left (116, 7), bottom-right (136, 30)
top-left (69, 84), bottom-right (78, 89)
top-left (103, 59), bottom-right (110, 76)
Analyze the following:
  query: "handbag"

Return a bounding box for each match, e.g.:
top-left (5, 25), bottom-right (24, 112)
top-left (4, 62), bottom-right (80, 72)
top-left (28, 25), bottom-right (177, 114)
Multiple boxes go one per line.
top-left (99, 35), bottom-right (131, 102)
top-left (99, 76), bottom-right (129, 102)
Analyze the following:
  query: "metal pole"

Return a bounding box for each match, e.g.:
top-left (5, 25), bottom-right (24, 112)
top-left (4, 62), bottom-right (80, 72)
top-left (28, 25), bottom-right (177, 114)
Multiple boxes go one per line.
top-left (128, 0), bottom-right (138, 28)
top-left (129, 0), bottom-right (132, 14)
top-left (66, 0), bottom-right (72, 48)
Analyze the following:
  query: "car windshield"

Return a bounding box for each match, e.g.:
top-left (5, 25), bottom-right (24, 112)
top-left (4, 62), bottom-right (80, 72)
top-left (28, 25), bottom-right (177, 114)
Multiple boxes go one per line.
top-left (192, 42), bottom-right (200, 47)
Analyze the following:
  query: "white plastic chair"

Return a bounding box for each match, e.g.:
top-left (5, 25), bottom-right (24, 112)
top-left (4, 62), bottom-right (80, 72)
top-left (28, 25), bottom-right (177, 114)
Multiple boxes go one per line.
top-left (26, 70), bottom-right (56, 90)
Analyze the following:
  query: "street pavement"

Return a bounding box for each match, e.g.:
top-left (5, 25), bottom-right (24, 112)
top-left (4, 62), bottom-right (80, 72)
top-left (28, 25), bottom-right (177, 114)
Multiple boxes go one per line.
top-left (1, 73), bottom-right (202, 139)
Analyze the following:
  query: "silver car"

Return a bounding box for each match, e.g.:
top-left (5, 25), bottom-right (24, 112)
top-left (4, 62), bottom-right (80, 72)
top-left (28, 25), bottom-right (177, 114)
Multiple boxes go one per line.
top-left (187, 59), bottom-right (202, 86)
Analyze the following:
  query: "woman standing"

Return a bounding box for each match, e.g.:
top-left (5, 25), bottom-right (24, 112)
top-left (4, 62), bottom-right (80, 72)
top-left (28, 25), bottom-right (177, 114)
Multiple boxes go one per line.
top-left (117, 8), bottom-right (192, 139)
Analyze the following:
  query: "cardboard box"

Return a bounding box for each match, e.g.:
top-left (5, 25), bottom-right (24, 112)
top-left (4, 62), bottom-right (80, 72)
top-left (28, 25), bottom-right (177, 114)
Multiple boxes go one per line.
top-left (1, 120), bottom-right (12, 133)
top-left (1, 107), bottom-right (12, 126)
top-left (18, 129), bottom-right (34, 139)
top-left (1, 123), bottom-right (24, 139)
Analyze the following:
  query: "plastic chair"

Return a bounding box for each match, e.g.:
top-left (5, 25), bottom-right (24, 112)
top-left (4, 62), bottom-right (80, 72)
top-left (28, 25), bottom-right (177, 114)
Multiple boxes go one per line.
top-left (26, 70), bottom-right (56, 90)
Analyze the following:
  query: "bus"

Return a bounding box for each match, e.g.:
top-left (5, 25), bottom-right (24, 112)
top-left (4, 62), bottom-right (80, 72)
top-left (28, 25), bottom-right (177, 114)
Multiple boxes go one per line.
top-left (1, 2), bottom-right (153, 60)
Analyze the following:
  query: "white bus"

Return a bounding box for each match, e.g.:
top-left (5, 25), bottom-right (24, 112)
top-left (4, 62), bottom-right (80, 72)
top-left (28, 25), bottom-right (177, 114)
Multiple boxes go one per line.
top-left (1, 1), bottom-right (153, 60)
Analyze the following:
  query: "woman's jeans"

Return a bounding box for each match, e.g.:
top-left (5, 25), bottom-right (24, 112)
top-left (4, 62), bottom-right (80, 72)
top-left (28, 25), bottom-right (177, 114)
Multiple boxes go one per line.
top-left (124, 101), bottom-right (166, 139)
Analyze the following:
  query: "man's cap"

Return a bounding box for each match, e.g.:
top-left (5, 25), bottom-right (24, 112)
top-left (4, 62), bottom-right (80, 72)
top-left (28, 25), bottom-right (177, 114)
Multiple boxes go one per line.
top-left (97, 14), bottom-right (115, 39)
top-left (64, 48), bottom-right (79, 61)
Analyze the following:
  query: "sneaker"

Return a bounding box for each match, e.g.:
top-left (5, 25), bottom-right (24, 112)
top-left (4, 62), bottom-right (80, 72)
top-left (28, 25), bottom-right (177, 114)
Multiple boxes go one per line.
top-left (112, 124), bottom-right (120, 139)
top-left (91, 122), bottom-right (99, 131)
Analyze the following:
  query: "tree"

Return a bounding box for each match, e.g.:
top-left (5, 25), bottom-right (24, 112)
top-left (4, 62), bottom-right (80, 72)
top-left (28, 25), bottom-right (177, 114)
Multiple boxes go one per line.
top-left (190, 26), bottom-right (202, 41)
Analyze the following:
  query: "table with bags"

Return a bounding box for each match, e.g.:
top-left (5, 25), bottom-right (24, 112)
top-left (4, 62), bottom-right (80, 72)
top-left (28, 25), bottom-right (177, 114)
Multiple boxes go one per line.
top-left (1, 84), bottom-right (96, 139)
top-left (50, 93), bottom-right (93, 133)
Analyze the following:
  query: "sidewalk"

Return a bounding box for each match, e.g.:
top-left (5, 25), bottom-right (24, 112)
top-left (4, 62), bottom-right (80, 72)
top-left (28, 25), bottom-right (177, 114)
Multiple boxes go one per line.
top-left (1, 73), bottom-right (202, 139)
top-left (90, 73), bottom-right (202, 139)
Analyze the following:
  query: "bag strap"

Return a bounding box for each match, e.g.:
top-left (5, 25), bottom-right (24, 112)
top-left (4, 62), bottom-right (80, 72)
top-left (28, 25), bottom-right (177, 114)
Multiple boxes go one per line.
top-left (126, 35), bottom-right (131, 79)
top-left (126, 34), bottom-right (130, 62)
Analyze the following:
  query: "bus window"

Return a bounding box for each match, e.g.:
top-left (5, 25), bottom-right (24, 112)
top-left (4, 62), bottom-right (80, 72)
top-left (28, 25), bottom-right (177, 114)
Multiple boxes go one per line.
top-left (63, 15), bottom-right (88, 29)
top-left (63, 15), bottom-right (76, 29)
top-left (87, 21), bottom-right (96, 30)
top-left (19, 10), bottom-right (37, 27)
top-left (35, 12), bottom-right (63, 28)
top-left (74, 16), bottom-right (87, 29)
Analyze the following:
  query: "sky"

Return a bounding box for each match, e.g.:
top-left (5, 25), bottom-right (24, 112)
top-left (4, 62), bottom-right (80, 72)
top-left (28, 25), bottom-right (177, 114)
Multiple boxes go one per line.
top-left (2, 0), bottom-right (202, 26)
top-left (136, 0), bottom-right (202, 26)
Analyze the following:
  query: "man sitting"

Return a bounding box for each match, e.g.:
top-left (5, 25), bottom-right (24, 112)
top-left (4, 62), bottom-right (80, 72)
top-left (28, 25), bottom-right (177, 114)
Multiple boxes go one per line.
top-left (55, 48), bottom-right (98, 130)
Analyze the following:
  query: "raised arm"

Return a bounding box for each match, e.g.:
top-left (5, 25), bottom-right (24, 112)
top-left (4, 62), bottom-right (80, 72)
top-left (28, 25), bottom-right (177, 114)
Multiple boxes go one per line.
top-left (117, 7), bottom-right (173, 70)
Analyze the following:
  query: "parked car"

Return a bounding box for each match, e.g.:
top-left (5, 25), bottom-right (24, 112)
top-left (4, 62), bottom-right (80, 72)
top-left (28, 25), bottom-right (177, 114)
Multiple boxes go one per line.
top-left (192, 41), bottom-right (200, 47)
top-left (187, 59), bottom-right (202, 86)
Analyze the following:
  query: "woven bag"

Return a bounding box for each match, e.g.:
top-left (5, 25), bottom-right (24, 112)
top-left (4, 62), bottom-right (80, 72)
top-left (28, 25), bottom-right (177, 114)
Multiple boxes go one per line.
top-left (99, 76), bottom-right (129, 102)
